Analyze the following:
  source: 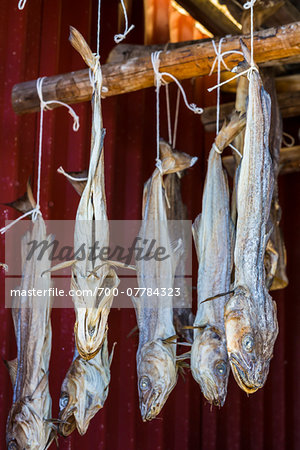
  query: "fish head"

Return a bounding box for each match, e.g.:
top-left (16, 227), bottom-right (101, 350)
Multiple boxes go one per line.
top-left (59, 349), bottom-right (110, 436)
top-left (7, 398), bottom-right (52, 449)
top-left (225, 286), bottom-right (278, 393)
top-left (159, 139), bottom-right (198, 174)
top-left (137, 340), bottom-right (177, 421)
top-left (191, 327), bottom-right (229, 407)
top-left (73, 268), bottom-right (118, 360)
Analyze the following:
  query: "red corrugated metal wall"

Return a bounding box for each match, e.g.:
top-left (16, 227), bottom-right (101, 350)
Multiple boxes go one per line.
top-left (0, 1), bottom-right (299, 449)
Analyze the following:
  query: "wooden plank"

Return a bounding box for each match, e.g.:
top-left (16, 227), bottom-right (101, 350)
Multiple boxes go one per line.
top-left (223, 146), bottom-right (300, 177)
top-left (11, 22), bottom-right (300, 115)
top-left (174, 0), bottom-right (241, 35)
top-left (201, 90), bottom-right (300, 132)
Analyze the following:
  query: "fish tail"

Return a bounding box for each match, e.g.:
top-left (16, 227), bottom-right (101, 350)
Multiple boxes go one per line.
top-left (159, 139), bottom-right (197, 175)
top-left (5, 178), bottom-right (36, 213)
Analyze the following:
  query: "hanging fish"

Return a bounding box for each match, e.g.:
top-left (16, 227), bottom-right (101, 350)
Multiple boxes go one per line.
top-left (56, 170), bottom-right (115, 437)
top-left (191, 113), bottom-right (245, 407)
top-left (58, 337), bottom-right (115, 436)
top-left (6, 188), bottom-right (55, 449)
top-left (165, 169), bottom-right (194, 343)
top-left (49, 27), bottom-right (122, 361)
top-left (262, 72), bottom-right (288, 291)
top-left (132, 140), bottom-right (197, 421)
top-left (224, 43), bottom-right (278, 394)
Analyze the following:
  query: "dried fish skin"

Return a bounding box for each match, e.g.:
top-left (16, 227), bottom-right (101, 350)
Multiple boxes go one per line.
top-left (191, 118), bottom-right (235, 406)
top-left (63, 27), bottom-right (119, 360)
top-left (133, 140), bottom-right (197, 421)
top-left (6, 215), bottom-right (54, 450)
top-left (224, 70), bottom-right (278, 394)
top-left (262, 72), bottom-right (288, 291)
top-left (58, 336), bottom-right (113, 436)
top-left (165, 171), bottom-right (194, 343)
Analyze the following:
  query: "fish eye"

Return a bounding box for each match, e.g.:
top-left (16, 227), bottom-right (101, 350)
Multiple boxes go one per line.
top-left (215, 362), bottom-right (227, 376)
top-left (59, 393), bottom-right (69, 410)
top-left (7, 441), bottom-right (18, 450)
top-left (242, 335), bottom-right (254, 352)
top-left (139, 376), bottom-right (151, 391)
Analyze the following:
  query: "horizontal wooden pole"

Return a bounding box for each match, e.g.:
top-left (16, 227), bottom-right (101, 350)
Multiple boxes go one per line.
top-left (11, 22), bottom-right (300, 115)
top-left (223, 146), bottom-right (300, 177)
top-left (202, 90), bottom-right (300, 132)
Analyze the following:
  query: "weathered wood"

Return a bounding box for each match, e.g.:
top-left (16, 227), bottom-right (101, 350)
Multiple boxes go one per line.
top-left (11, 22), bottom-right (300, 115)
top-left (223, 146), bottom-right (300, 177)
top-left (175, 0), bottom-right (242, 35)
top-left (202, 90), bottom-right (300, 132)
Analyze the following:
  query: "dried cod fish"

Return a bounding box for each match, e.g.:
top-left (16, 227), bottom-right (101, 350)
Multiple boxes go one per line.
top-left (224, 48), bottom-right (279, 394)
top-left (6, 191), bottom-right (55, 449)
top-left (58, 337), bottom-right (115, 436)
top-left (50, 27), bottom-right (120, 360)
top-left (191, 113), bottom-right (245, 407)
top-left (57, 170), bottom-right (115, 437)
top-left (262, 72), bottom-right (288, 291)
top-left (165, 170), bottom-right (194, 343)
top-left (132, 140), bottom-right (197, 421)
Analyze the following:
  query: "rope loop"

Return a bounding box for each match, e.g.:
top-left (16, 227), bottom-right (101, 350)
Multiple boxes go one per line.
top-left (18, 0), bottom-right (27, 9)
top-left (114, 0), bottom-right (135, 43)
top-left (243, 0), bottom-right (256, 9)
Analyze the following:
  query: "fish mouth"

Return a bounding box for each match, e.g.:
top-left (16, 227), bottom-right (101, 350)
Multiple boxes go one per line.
top-left (59, 407), bottom-right (77, 437)
top-left (140, 389), bottom-right (165, 422)
top-left (197, 373), bottom-right (226, 407)
top-left (230, 356), bottom-right (261, 394)
top-left (75, 322), bottom-right (106, 361)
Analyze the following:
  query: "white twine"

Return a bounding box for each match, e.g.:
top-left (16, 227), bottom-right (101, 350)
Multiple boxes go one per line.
top-left (208, 0), bottom-right (258, 95)
top-left (282, 131), bottom-right (295, 148)
top-left (97, 0), bottom-right (101, 57)
top-left (172, 87), bottom-right (180, 149)
top-left (18, 0), bottom-right (27, 10)
top-left (208, 39), bottom-right (243, 157)
top-left (0, 77), bottom-right (80, 235)
top-left (151, 51), bottom-right (203, 170)
top-left (57, 166), bottom-right (88, 182)
top-left (165, 84), bottom-right (172, 145)
top-left (114, 0), bottom-right (135, 44)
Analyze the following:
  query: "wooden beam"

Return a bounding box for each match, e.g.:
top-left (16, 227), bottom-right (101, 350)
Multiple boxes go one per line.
top-left (201, 90), bottom-right (300, 132)
top-left (223, 146), bottom-right (300, 177)
top-left (11, 22), bottom-right (300, 115)
top-left (174, 0), bottom-right (241, 36)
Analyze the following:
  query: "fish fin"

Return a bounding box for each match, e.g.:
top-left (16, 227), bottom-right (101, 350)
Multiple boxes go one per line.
top-left (126, 325), bottom-right (139, 339)
top-left (42, 259), bottom-right (78, 276)
top-left (192, 214), bottom-right (201, 261)
top-left (214, 111), bottom-right (246, 153)
top-left (200, 290), bottom-right (234, 304)
top-left (159, 139), bottom-right (198, 175)
top-left (88, 261), bottom-right (135, 278)
top-left (176, 351), bottom-right (191, 361)
top-left (109, 342), bottom-right (117, 367)
top-left (131, 296), bottom-right (141, 329)
top-left (69, 26), bottom-right (97, 70)
top-left (4, 358), bottom-right (18, 385)
top-left (5, 178), bottom-right (36, 214)
top-left (58, 167), bottom-right (88, 196)
top-left (162, 334), bottom-right (178, 344)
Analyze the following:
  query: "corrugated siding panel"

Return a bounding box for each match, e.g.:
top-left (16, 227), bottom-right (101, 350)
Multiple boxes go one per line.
top-left (0, 1), bottom-right (299, 449)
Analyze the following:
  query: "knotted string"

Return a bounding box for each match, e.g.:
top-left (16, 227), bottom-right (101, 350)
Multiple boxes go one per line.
top-left (208, 0), bottom-right (257, 156)
top-left (208, 0), bottom-right (258, 96)
top-left (0, 77), bottom-right (79, 234)
top-left (114, 0), bottom-right (135, 44)
top-left (18, 0), bottom-right (27, 10)
top-left (151, 51), bottom-right (203, 171)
